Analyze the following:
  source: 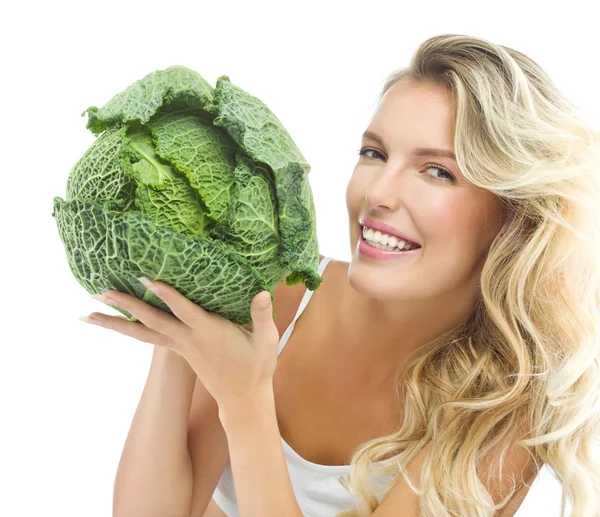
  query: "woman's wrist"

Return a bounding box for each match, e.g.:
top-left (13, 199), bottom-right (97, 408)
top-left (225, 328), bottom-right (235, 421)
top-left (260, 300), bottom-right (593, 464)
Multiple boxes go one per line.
top-left (151, 345), bottom-right (197, 380)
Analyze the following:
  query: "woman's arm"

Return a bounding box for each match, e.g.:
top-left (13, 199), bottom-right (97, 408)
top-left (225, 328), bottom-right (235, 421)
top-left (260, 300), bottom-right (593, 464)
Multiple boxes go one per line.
top-left (113, 346), bottom-right (197, 517)
top-left (218, 387), bottom-right (304, 517)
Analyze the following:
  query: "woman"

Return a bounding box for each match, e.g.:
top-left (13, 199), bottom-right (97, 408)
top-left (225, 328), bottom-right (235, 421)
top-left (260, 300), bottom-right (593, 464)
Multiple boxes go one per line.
top-left (88, 35), bottom-right (600, 516)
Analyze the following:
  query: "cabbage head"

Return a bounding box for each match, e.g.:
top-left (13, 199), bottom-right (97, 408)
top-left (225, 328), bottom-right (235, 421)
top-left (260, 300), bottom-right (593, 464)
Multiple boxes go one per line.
top-left (52, 66), bottom-right (322, 329)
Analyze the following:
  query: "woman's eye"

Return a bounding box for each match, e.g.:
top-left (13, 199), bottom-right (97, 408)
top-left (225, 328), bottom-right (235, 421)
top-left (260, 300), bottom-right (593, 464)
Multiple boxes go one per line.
top-left (423, 164), bottom-right (456, 183)
top-left (357, 147), bottom-right (385, 160)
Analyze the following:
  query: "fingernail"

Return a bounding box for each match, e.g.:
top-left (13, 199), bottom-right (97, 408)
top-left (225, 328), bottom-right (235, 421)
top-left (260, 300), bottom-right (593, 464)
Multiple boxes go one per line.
top-left (258, 292), bottom-right (271, 308)
top-left (79, 315), bottom-right (102, 326)
top-left (92, 293), bottom-right (115, 305)
top-left (139, 276), bottom-right (160, 294)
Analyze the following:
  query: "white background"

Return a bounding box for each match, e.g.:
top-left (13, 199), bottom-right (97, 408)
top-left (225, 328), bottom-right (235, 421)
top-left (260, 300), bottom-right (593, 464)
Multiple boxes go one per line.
top-left (1, 1), bottom-right (598, 516)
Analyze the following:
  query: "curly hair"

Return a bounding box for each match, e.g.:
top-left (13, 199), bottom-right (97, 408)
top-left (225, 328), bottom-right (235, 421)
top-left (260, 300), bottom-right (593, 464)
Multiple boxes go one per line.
top-left (335, 34), bottom-right (600, 517)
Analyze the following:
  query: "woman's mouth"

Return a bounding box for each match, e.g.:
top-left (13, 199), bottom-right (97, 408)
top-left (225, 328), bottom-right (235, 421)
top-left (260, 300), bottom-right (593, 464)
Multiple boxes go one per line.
top-left (358, 225), bottom-right (422, 260)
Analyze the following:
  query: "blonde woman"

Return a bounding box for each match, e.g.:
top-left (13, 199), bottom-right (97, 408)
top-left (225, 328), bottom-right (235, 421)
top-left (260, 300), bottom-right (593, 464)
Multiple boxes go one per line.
top-left (92, 35), bottom-right (600, 516)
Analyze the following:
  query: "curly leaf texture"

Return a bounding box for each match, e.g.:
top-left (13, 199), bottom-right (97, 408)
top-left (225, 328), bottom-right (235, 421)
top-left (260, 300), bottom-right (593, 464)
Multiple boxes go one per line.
top-left (52, 65), bottom-right (322, 328)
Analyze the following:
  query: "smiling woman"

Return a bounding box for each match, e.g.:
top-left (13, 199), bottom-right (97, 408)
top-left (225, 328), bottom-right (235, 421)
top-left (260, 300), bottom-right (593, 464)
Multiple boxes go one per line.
top-left (109, 33), bottom-right (600, 517)
top-left (332, 34), bottom-right (600, 517)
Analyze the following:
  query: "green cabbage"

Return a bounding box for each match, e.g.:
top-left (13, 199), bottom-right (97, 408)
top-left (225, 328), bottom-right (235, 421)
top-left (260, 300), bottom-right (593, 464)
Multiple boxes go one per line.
top-left (52, 66), bottom-right (322, 328)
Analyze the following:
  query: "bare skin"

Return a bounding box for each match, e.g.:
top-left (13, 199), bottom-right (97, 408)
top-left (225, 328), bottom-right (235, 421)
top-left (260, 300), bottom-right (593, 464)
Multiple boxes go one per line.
top-left (204, 80), bottom-right (534, 516)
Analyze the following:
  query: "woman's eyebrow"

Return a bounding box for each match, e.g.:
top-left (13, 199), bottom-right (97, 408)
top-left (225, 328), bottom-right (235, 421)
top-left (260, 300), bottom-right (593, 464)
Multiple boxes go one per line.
top-left (362, 130), bottom-right (457, 162)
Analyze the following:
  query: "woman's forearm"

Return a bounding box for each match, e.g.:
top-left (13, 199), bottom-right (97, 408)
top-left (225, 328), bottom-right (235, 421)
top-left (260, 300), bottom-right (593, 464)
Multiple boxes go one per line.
top-left (113, 346), bottom-right (197, 517)
top-left (219, 388), bottom-right (304, 517)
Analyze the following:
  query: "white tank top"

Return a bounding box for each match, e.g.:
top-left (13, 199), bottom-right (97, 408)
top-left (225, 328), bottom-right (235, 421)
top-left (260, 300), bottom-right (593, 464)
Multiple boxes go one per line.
top-left (211, 256), bottom-right (565, 516)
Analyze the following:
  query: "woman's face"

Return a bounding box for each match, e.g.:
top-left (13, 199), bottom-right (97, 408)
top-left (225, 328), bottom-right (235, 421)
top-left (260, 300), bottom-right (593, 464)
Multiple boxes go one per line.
top-left (345, 78), bottom-right (503, 302)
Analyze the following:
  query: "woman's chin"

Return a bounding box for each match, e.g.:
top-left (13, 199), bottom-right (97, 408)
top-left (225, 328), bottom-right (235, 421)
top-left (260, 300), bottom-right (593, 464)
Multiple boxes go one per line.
top-left (346, 266), bottom-right (412, 301)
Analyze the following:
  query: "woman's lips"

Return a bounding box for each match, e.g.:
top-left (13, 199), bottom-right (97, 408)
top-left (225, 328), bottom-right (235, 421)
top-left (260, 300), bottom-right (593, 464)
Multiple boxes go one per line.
top-left (359, 217), bottom-right (421, 247)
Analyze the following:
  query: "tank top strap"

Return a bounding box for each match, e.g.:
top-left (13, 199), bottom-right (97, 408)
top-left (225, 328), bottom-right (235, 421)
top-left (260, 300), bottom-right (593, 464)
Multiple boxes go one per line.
top-left (277, 256), bottom-right (334, 357)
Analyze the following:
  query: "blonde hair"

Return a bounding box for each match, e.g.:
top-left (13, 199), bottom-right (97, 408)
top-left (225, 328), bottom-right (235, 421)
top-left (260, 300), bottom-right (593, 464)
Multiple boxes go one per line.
top-left (336, 34), bottom-right (600, 517)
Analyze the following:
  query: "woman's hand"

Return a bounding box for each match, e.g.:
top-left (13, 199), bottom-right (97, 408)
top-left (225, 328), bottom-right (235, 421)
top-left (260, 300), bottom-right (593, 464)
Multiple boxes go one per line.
top-left (80, 277), bottom-right (280, 410)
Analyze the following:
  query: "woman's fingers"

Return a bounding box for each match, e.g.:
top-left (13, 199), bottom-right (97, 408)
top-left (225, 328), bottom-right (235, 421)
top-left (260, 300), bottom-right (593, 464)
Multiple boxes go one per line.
top-left (138, 278), bottom-right (211, 329)
top-left (94, 290), bottom-right (190, 342)
top-left (86, 312), bottom-right (176, 348)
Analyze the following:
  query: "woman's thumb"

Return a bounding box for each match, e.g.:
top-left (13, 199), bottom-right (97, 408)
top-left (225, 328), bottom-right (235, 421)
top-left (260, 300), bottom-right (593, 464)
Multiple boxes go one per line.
top-left (250, 291), bottom-right (278, 343)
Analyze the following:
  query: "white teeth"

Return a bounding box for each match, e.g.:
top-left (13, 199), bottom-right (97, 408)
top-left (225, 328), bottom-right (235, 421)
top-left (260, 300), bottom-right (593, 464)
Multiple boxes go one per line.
top-left (370, 241), bottom-right (409, 251)
top-left (362, 225), bottom-right (416, 251)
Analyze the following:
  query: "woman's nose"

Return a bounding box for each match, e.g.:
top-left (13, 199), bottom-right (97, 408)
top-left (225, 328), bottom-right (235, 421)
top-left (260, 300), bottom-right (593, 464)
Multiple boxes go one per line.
top-left (365, 178), bottom-right (401, 212)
